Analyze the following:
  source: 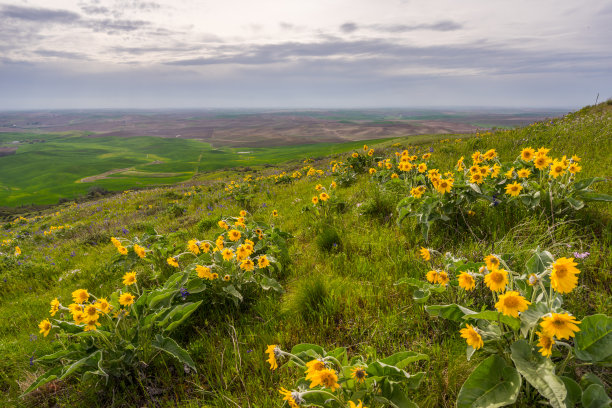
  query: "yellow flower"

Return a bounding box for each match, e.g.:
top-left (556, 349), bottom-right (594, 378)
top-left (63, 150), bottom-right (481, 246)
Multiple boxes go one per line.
top-left (133, 244), bottom-right (146, 258)
top-left (368, 149), bottom-right (374, 157)
top-left (536, 147), bottom-right (551, 157)
top-left (330, 181), bottom-right (337, 188)
top-left (456, 156), bottom-right (465, 171)
top-left (258, 255), bottom-right (270, 268)
top-left (460, 324), bottom-right (483, 349)
top-left (279, 388), bottom-right (300, 408)
top-left (426, 270), bottom-right (439, 283)
top-left (73, 310), bottom-right (86, 325)
top-left (240, 210), bottom-right (247, 217)
top-left (38, 319), bottom-right (52, 337)
top-left (111, 237), bottom-right (121, 248)
top-left (84, 317), bottom-right (101, 332)
top-left (236, 245), bottom-right (251, 260)
top-left (95, 298), bottom-right (112, 314)
top-left (549, 161), bottom-right (565, 178)
top-left (218, 220), bottom-right (229, 230)
top-left (187, 239), bottom-right (201, 254)
top-left (122, 271), bottom-right (137, 286)
top-left (517, 168), bottom-right (531, 178)
top-left (568, 163), bottom-right (582, 174)
top-left (305, 359), bottom-right (326, 380)
top-left (571, 154), bottom-right (581, 162)
top-left (167, 257), bottom-right (179, 268)
top-left (435, 178), bottom-right (453, 194)
top-left (240, 259), bottom-right (255, 271)
top-left (221, 248), bottom-right (235, 261)
top-left (228, 229), bottom-right (241, 242)
top-left (319, 192), bottom-right (330, 201)
top-left (72, 289), bottom-right (89, 304)
top-left (368, 168), bottom-right (376, 175)
top-left (521, 147), bottom-right (535, 162)
top-left (420, 247), bottom-right (431, 261)
top-left (505, 167), bottom-right (515, 179)
top-left (266, 344), bottom-right (279, 370)
top-left (483, 149), bottom-right (497, 160)
top-left (491, 164), bottom-right (501, 178)
top-left (422, 153), bottom-right (431, 160)
top-left (196, 265), bottom-right (214, 279)
top-left (363, 144), bottom-right (368, 151)
top-left (118, 246), bottom-right (128, 255)
top-left (14, 246), bottom-right (21, 256)
top-left (200, 242), bottom-right (211, 253)
top-left (470, 173), bottom-right (484, 184)
top-left (49, 298), bottom-right (60, 316)
top-left (540, 313), bottom-right (580, 340)
top-left (352, 152), bottom-right (359, 158)
top-left (550, 257), bottom-right (580, 293)
top-left (410, 187), bottom-right (424, 198)
top-left (418, 163), bottom-right (427, 173)
top-left (484, 254), bottom-right (500, 270)
top-left (216, 235), bottom-right (225, 250)
top-left (458, 272), bottom-right (475, 291)
top-left (484, 268), bottom-right (508, 292)
top-left (350, 366), bottom-right (368, 384)
top-left (437, 271), bottom-right (449, 286)
top-left (349, 401), bottom-right (367, 408)
top-left (495, 291), bottom-right (531, 317)
top-left (472, 151), bottom-right (482, 164)
top-left (505, 181), bottom-right (522, 197)
top-left (391, 173), bottom-right (399, 179)
top-left (534, 155), bottom-right (552, 170)
top-left (223, 274), bottom-right (231, 281)
top-left (119, 292), bottom-right (135, 306)
top-left (272, 210), bottom-right (279, 217)
top-left (536, 331), bottom-right (555, 357)
top-left (309, 368), bottom-right (340, 391)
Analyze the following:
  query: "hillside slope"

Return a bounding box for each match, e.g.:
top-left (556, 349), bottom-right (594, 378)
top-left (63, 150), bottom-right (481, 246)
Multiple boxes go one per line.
top-left (0, 103), bottom-right (610, 407)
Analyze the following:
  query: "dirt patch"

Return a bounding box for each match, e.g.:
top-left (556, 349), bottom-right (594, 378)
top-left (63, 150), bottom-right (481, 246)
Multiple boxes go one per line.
top-left (0, 147), bottom-right (17, 157)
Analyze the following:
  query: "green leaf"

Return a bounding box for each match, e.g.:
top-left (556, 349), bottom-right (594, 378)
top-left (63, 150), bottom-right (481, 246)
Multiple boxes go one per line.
top-left (510, 340), bottom-right (566, 408)
top-left (520, 302), bottom-right (549, 338)
top-left (35, 348), bottom-right (76, 362)
top-left (560, 376), bottom-right (582, 408)
top-left (290, 343), bottom-right (325, 359)
top-left (300, 390), bottom-right (339, 405)
top-left (258, 275), bottom-right (283, 292)
top-left (380, 380), bottom-right (419, 408)
top-left (21, 367), bottom-right (62, 395)
top-left (147, 288), bottom-right (176, 309)
top-left (426, 304), bottom-right (476, 322)
top-left (581, 384), bottom-right (611, 408)
top-left (574, 191), bottom-right (612, 202)
top-left (566, 197), bottom-right (585, 210)
top-left (463, 311), bottom-right (521, 332)
top-left (366, 361), bottom-right (411, 380)
top-left (60, 350), bottom-right (102, 380)
top-left (222, 285), bottom-right (243, 302)
top-left (152, 334), bottom-right (196, 371)
top-left (525, 249), bottom-right (553, 276)
top-left (574, 314), bottom-right (612, 364)
top-left (581, 373), bottom-right (605, 389)
top-left (379, 351), bottom-right (429, 369)
top-left (572, 177), bottom-right (604, 191)
top-left (54, 320), bottom-right (83, 334)
top-left (456, 354), bottom-right (521, 408)
top-left (413, 288), bottom-right (431, 304)
top-left (159, 301), bottom-right (202, 332)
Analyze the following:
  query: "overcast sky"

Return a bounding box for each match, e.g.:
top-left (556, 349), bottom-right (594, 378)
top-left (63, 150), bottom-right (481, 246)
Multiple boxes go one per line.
top-left (1, 0), bottom-right (611, 110)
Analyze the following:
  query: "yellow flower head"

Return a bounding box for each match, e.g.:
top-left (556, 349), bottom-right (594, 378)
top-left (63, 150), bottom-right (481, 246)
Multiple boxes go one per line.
top-left (122, 271), bottom-right (137, 286)
top-left (505, 181), bottom-right (523, 197)
top-left (223, 274), bottom-right (231, 281)
top-left (196, 265), bottom-right (214, 279)
top-left (118, 246), bottom-right (128, 255)
top-left (534, 155), bottom-right (552, 170)
top-left (111, 237), bottom-right (121, 248)
top-left (305, 359), bottom-right (327, 380)
top-left (391, 173), bottom-right (399, 179)
top-left (95, 298), bottom-right (112, 314)
top-left (279, 388), bottom-right (300, 408)
top-left (319, 192), bottom-right (330, 202)
top-left (410, 187), bottom-right (424, 198)
top-left (571, 154), bottom-right (581, 162)
top-left (200, 242), bottom-right (211, 253)
top-left (258, 255), bottom-right (270, 268)
top-left (133, 244), bottom-right (146, 258)
top-left (517, 168), bottom-right (531, 178)
top-left (495, 291), bottom-right (531, 317)
top-left (84, 317), bottom-right (101, 332)
top-left (363, 144), bottom-right (368, 151)
top-left (484, 149), bottom-right (497, 160)
top-left (49, 298), bottom-right (60, 316)
top-left (228, 229), bottom-right (241, 242)
top-left (484, 254), bottom-right (500, 270)
top-left (435, 178), bottom-right (453, 194)
top-left (38, 319), bottom-right (52, 337)
top-left (521, 147), bottom-right (535, 162)
top-left (419, 247), bottom-right (431, 261)
top-left (240, 210), bottom-right (247, 217)
top-left (349, 401), bottom-right (367, 408)
top-left (505, 167), bottom-right (515, 179)
top-left (240, 259), bottom-right (255, 271)
top-left (568, 163), bottom-right (582, 174)
top-left (266, 344), bottom-right (280, 370)
top-left (309, 368), bottom-right (340, 392)
top-left (14, 246), bottom-right (21, 256)
top-left (472, 151), bottom-right (482, 164)
top-left (272, 210), bottom-right (279, 217)
top-left (550, 257), bottom-right (580, 293)
top-left (426, 270), bottom-right (439, 283)
top-left (456, 156), bottom-right (465, 171)
top-left (460, 324), bottom-right (483, 349)
top-left (186, 239), bottom-right (201, 255)
top-left (470, 173), bottom-right (484, 184)
top-left (417, 163), bottom-right (427, 173)
top-left (491, 164), bottom-right (501, 178)
top-left (437, 271), bottom-right (449, 286)
top-left (422, 153), bottom-right (431, 160)
top-left (549, 161), bottom-right (565, 178)
top-left (350, 366), bottom-right (368, 384)
top-left (167, 257), bottom-right (179, 268)
top-left (484, 268), bottom-right (508, 292)
top-left (368, 149), bottom-right (374, 157)
top-left (330, 181), bottom-right (337, 188)
top-left (536, 147), bottom-right (550, 157)
top-left (119, 292), bottom-right (135, 307)
top-left (72, 289), bottom-right (89, 304)
top-left (218, 220), bottom-right (229, 230)
top-left (540, 313), bottom-right (580, 340)
top-left (536, 331), bottom-right (555, 357)
top-left (222, 248), bottom-right (235, 261)
top-left (458, 272), bottom-right (475, 291)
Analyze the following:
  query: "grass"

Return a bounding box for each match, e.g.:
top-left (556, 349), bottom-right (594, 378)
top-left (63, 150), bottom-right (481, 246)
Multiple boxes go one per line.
top-left (0, 132), bottom-right (395, 206)
top-left (0, 103), bottom-right (610, 407)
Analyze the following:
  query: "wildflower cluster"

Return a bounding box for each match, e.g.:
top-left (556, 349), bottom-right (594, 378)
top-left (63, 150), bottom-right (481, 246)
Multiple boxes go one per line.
top-left (399, 247), bottom-right (611, 407)
top-left (265, 343), bottom-right (427, 407)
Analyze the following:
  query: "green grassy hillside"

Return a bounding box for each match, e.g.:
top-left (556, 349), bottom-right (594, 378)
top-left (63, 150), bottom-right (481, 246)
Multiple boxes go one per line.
top-left (0, 103), bottom-right (610, 407)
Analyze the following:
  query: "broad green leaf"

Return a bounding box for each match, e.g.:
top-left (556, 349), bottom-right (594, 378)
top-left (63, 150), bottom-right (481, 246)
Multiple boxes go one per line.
top-left (366, 361), bottom-right (411, 380)
top-left (54, 320), bottom-right (83, 334)
top-left (574, 191), bottom-right (612, 202)
top-left (581, 372), bottom-right (605, 389)
top-left (160, 301), bottom-right (202, 332)
top-left (566, 197), bottom-right (585, 210)
top-left (290, 343), bottom-right (325, 358)
top-left (510, 340), bottom-right (566, 408)
top-left (222, 285), bottom-right (243, 302)
top-left (35, 348), bottom-right (76, 362)
top-left (258, 275), bottom-right (283, 292)
top-left (148, 288), bottom-right (176, 309)
top-left (463, 311), bottom-right (521, 332)
top-left (525, 249), bottom-right (554, 276)
top-left (413, 288), bottom-right (431, 304)
top-left (581, 384), bottom-right (611, 408)
top-left (560, 376), bottom-right (582, 408)
top-left (21, 367), bottom-right (62, 395)
top-left (456, 354), bottom-right (521, 408)
top-left (379, 351), bottom-right (429, 369)
top-left (572, 177), bottom-right (604, 191)
top-left (152, 334), bottom-right (196, 371)
top-left (300, 390), bottom-right (340, 405)
top-left (574, 314), bottom-right (612, 364)
top-left (381, 380), bottom-right (419, 408)
top-left (426, 304), bottom-right (476, 322)
top-left (405, 371), bottom-right (425, 390)
top-left (520, 302), bottom-right (549, 338)
top-left (60, 350), bottom-right (102, 380)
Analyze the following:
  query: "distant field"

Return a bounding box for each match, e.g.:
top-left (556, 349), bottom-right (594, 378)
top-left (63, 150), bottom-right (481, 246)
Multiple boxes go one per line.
top-left (0, 131), bottom-right (393, 206)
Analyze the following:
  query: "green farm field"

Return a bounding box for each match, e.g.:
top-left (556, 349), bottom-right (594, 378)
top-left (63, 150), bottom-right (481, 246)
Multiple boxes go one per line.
top-left (0, 132), bottom-right (401, 207)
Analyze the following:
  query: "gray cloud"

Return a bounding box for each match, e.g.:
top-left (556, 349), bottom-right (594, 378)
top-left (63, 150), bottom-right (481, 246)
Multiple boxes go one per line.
top-left (85, 18), bottom-right (149, 33)
top-left (0, 5), bottom-right (80, 24)
top-left (340, 20), bottom-right (463, 34)
top-left (340, 22), bottom-right (358, 33)
top-left (34, 50), bottom-right (89, 60)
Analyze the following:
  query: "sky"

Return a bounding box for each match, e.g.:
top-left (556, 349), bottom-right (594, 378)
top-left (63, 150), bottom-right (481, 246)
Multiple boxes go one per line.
top-left (0, 0), bottom-right (611, 110)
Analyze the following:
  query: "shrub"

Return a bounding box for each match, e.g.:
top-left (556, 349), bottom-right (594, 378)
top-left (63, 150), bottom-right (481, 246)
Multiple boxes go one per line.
top-left (316, 227), bottom-right (341, 253)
